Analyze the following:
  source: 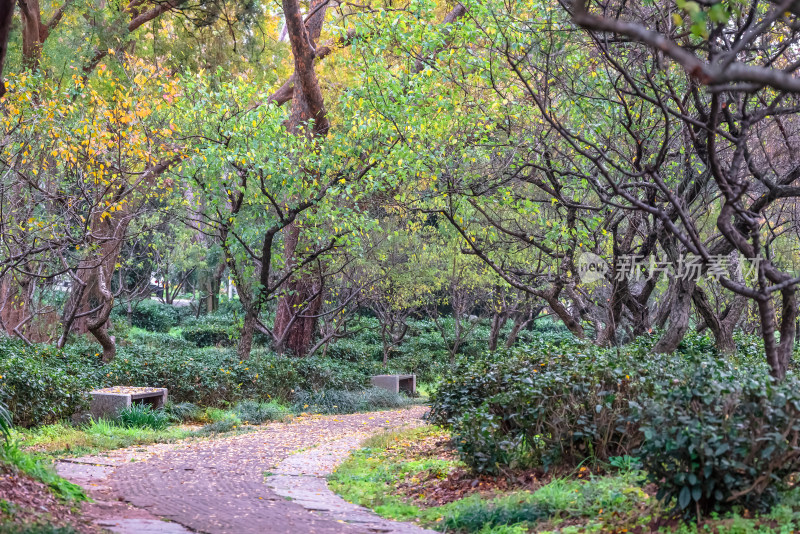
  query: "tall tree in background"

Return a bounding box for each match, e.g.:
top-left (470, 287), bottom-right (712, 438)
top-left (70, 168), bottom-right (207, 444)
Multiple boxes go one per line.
top-left (272, 0), bottom-right (330, 357)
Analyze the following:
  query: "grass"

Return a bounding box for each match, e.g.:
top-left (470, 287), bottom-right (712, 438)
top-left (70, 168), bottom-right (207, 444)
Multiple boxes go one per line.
top-left (329, 426), bottom-right (800, 533)
top-left (234, 400), bottom-right (291, 424)
top-left (16, 398), bottom-right (298, 454)
top-left (117, 404), bottom-right (169, 430)
top-left (0, 524), bottom-right (80, 534)
top-left (14, 419), bottom-right (193, 457)
top-left (329, 426), bottom-right (457, 524)
top-left (195, 400), bottom-right (291, 434)
top-left (0, 442), bottom-right (85, 502)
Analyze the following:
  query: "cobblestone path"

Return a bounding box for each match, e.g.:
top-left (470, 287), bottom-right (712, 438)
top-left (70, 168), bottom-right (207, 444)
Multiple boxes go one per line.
top-left (60, 406), bottom-right (427, 534)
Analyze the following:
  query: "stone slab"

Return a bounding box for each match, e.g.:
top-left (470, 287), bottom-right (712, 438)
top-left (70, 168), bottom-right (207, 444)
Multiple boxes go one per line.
top-left (95, 519), bottom-right (192, 534)
top-left (90, 387), bottom-right (167, 420)
top-left (370, 375), bottom-right (416, 395)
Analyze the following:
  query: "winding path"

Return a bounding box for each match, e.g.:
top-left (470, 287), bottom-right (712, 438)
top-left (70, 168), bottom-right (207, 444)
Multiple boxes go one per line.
top-left (57, 406), bottom-right (429, 534)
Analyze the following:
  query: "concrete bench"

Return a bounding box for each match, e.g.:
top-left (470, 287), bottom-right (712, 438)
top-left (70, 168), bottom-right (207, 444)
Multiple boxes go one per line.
top-left (90, 386), bottom-right (168, 421)
top-left (370, 374), bottom-right (416, 395)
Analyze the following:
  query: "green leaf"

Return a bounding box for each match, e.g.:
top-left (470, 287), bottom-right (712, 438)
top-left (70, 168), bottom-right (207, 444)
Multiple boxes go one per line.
top-left (679, 485), bottom-right (692, 509)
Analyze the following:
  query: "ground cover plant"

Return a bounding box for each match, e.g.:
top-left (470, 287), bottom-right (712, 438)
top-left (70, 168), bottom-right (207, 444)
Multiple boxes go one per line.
top-left (0, 435), bottom-right (90, 533)
top-left (330, 425), bottom-right (800, 533)
top-left (14, 420), bottom-right (195, 458)
top-left (422, 332), bottom-right (800, 525)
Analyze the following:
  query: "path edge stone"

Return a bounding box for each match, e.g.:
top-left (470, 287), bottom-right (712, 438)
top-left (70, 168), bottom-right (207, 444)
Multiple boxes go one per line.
top-left (266, 433), bottom-right (435, 534)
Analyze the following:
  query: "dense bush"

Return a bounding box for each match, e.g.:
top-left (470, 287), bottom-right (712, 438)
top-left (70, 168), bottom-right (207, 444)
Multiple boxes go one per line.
top-left (111, 300), bottom-right (182, 332)
top-left (431, 331), bottom-right (800, 515)
top-left (0, 339), bottom-right (97, 427)
top-left (429, 335), bottom-right (680, 473)
top-left (0, 394), bottom-right (10, 442)
top-left (164, 401), bottom-right (200, 423)
top-left (126, 330), bottom-right (197, 351)
top-left (233, 400), bottom-right (289, 423)
top-left (181, 318), bottom-right (238, 347)
top-left (105, 344), bottom-right (376, 405)
top-left (634, 360), bottom-right (800, 516)
top-left (293, 388), bottom-right (413, 414)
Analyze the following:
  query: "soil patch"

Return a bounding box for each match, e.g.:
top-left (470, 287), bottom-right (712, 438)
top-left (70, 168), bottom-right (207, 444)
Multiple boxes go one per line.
top-left (0, 464), bottom-right (98, 533)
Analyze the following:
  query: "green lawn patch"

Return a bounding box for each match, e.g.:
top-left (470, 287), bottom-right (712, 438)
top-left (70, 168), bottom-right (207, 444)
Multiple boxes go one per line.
top-left (0, 443), bottom-right (85, 503)
top-left (14, 419), bottom-right (194, 458)
top-left (329, 426), bottom-right (800, 533)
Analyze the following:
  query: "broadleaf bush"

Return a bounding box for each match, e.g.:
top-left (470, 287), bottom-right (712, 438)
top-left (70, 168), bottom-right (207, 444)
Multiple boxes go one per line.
top-left (429, 336), bottom-right (679, 473)
top-left (112, 300), bottom-right (181, 333)
top-left (634, 360), bottom-right (800, 516)
top-left (0, 338), bottom-right (97, 427)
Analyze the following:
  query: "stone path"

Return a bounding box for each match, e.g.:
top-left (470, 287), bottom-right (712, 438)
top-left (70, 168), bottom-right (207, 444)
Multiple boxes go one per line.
top-left (57, 406), bottom-right (428, 534)
top-left (267, 435), bottom-right (434, 534)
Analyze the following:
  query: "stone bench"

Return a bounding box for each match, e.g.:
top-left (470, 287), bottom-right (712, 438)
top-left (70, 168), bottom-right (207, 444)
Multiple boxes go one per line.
top-left (370, 374), bottom-right (416, 395)
top-left (90, 387), bottom-right (168, 421)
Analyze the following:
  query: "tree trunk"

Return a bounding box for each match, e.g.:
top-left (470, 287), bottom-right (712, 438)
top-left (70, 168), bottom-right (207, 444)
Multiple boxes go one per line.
top-left (276, 267), bottom-right (323, 356)
top-left (504, 307), bottom-right (539, 349)
top-left (774, 287), bottom-right (797, 379)
top-left (757, 294), bottom-right (786, 380)
top-left (381, 324), bottom-right (390, 366)
top-left (0, 0), bottom-right (15, 96)
top-left (273, 0), bottom-right (329, 356)
top-left (692, 285), bottom-right (745, 355)
top-left (488, 311), bottom-right (507, 352)
top-left (61, 211), bottom-right (130, 359)
top-left (18, 0), bottom-right (43, 69)
top-left (237, 311), bottom-right (257, 360)
top-left (0, 275), bottom-right (29, 338)
top-left (86, 267), bottom-right (116, 362)
top-left (545, 296), bottom-right (585, 338)
top-left (653, 276), bottom-right (696, 354)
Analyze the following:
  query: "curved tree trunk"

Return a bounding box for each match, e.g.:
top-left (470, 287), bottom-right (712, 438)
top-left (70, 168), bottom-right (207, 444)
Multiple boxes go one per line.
top-left (653, 276), bottom-right (697, 354)
top-left (272, 0), bottom-right (329, 357)
top-left (61, 210), bottom-right (130, 360)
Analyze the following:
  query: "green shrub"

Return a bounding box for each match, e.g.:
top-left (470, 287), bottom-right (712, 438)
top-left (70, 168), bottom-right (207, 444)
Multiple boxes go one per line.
top-left (117, 404), bottom-right (169, 430)
top-left (199, 419), bottom-right (237, 433)
top-left (115, 300), bottom-right (181, 333)
top-left (0, 338), bottom-right (97, 427)
top-left (164, 401), bottom-right (200, 423)
top-left (440, 493), bottom-right (550, 532)
top-left (0, 394), bottom-right (10, 443)
top-left (428, 335), bottom-right (683, 473)
top-left (0, 524), bottom-right (80, 534)
top-left (293, 388), bottom-right (413, 414)
top-left (233, 400), bottom-right (289, 423)
top-left (181, 318), bottom-right (238, 347)
top-left (216, 297), bottom-right (244, 315)
top-left (127, 330), bottom-right (196, 351)
top-left (634, 360), bottom-right (800, 517)
top-left (199, 408), bottom-right (241, 433)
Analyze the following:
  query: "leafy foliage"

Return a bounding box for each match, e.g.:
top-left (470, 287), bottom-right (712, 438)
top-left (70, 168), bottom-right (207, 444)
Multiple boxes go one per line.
top-left (112, 300), bottom-right (182, 333)
top-left (180, 316), bottom-right (239, 347)
top-left (0, 442), bottom-right (86, 502)
top-left (293, 388), bottom-right (414, 415)
top-left (164, 402), bottom-right (200, 423)
top-left (635, 362), bottom-right (800, 517)
top-left (429, 334), bottom-right (678, 473)
top-left (233, 400), bottom-right (289, 424)
top-left (0, 395), bottom-right (11, 443)
top-left (117, 404), bottom-right (169, 431)
top-left (0, 339), bottom-right (96, 427)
